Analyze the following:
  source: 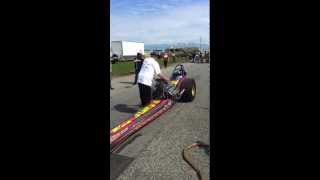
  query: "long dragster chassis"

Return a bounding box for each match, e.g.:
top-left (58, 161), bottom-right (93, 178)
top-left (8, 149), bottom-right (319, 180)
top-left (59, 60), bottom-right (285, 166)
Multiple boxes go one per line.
top-left (110, 64), bottom-right (196, 152)
top-left (110, 99), bottom-right (174, 152)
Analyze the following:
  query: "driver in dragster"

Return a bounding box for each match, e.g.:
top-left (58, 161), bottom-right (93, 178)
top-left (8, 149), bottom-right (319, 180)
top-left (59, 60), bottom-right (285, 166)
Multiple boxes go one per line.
top-left (137, 52), bottom-right (170, 107)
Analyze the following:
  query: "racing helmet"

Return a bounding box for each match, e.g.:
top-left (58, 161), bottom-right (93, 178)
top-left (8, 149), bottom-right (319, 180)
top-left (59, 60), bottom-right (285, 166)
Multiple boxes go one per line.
top-left (171, 64), bottom-right (186, 79)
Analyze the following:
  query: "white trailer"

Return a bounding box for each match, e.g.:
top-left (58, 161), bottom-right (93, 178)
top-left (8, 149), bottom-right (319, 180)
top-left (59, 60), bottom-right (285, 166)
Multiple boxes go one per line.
top-left (111, 41), bottom-right (144, 61)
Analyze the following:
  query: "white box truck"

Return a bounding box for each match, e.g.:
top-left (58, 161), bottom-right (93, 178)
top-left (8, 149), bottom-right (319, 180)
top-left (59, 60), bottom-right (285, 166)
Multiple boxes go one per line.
top-left (111, 41), bottom-right (144, 63)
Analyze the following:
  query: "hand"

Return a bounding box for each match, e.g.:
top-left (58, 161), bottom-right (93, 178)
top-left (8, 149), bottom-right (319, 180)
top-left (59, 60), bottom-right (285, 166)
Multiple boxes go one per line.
top-left (158, 74), bottom-right (170, 83)
top-left (160, 77), bottom-right (168, 84)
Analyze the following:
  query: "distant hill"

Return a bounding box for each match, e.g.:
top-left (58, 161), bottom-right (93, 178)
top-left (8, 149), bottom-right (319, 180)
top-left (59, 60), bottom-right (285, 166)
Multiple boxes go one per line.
top-left (145, 43), bottom-right (209, 51)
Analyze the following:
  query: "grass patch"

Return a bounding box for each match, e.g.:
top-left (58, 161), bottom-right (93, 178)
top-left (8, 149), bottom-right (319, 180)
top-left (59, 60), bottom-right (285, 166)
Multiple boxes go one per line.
top-left (111, 57), bottom-right (187, 77)
top-left (111, 61), bottom-right (135, 77)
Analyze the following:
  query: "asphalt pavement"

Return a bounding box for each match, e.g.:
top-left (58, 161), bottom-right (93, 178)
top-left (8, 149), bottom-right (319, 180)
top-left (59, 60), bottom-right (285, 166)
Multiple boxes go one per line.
top-left (110, 62), bottom-right (210, 180)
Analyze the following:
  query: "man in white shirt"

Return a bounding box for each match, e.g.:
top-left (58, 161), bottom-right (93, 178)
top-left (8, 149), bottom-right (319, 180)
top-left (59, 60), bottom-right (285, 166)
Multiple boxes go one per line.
top-left (137, 52), bottom-right (170, 107)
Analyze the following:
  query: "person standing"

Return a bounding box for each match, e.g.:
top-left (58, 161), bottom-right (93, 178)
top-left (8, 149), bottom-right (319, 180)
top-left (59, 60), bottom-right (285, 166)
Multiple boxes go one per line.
top-left (163, 52), bottom-right (168, 68)
top-left (137, 53), bottom-right (170, 107)
top-left (192, 52), bottom-right (196, 63)
top-left (133, 52), bottom-right (144, 85)
top-left (110, 58), bottom-right (114, 90)
top-left (172, 51), bottom-right (176, 62)
top-left (195, 52), bottom-right (200, 63)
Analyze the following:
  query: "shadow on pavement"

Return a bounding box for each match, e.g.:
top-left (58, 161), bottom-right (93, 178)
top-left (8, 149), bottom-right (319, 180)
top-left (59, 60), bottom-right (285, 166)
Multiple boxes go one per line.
top-left (110, 153), bottom-right (134, 180)
top-left (114, 104), bottom-right (139, 114)
top-left (203, 146), bottom-right (210, 156)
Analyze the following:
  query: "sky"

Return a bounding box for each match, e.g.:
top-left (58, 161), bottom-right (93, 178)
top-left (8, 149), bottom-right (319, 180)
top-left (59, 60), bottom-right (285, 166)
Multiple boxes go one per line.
top-left (110, 0), bottom-right (209, 45)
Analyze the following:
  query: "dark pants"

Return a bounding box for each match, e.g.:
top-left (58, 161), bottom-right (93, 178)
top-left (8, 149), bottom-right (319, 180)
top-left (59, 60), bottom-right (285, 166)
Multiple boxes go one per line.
top-left (134, 61), bottom-right (143, 84)
top-left (134, 70), bottom-right (140, 84)
top-left (164, 60), bottom-right (168, 68)
top-left (138, 83), bottom-right (152, 106)
top-left (134, 71), bottom-right (138, 84)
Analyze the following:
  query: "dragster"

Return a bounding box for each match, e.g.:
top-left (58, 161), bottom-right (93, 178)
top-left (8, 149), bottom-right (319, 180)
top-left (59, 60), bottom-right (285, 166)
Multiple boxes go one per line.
top-left (110, 64), bottom-right (196, 152)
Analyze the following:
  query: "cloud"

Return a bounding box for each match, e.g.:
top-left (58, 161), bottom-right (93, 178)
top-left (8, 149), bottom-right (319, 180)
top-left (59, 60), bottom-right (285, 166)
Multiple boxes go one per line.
top-left (110, 0), bottom-right (209, 44)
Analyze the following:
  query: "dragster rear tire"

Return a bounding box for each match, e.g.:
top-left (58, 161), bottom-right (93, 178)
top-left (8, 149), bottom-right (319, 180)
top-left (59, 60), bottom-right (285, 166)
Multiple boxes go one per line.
top-left (179, 79), bottom-right (196, 102)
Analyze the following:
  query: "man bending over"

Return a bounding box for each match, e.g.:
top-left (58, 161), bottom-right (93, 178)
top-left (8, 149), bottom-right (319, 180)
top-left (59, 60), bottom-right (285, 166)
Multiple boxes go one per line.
top-left (137, 52), bottom-right (170, 107)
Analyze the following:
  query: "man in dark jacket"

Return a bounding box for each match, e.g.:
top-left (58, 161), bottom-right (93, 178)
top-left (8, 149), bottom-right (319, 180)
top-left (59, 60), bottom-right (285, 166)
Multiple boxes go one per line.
top-left (133, 52), bottom-right (144, 85)
top-left (110, 58), bottom-right (114, 90)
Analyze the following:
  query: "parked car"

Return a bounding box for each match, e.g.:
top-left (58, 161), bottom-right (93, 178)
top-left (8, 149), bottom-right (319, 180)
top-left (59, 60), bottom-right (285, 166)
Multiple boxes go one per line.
top-left (110, 54), bottom-right (119, 64)
top-left (152, 50), bottom-right (164, 58)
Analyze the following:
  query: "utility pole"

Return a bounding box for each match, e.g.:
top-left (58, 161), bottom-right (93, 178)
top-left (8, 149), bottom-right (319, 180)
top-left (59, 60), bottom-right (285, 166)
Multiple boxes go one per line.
top-left (200, 36), bottom-right (202, 52)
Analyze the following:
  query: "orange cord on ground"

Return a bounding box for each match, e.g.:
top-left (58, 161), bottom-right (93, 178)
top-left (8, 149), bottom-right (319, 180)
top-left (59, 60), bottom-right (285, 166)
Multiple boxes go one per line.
top-left (182, 141), bottom-right (210, 180)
